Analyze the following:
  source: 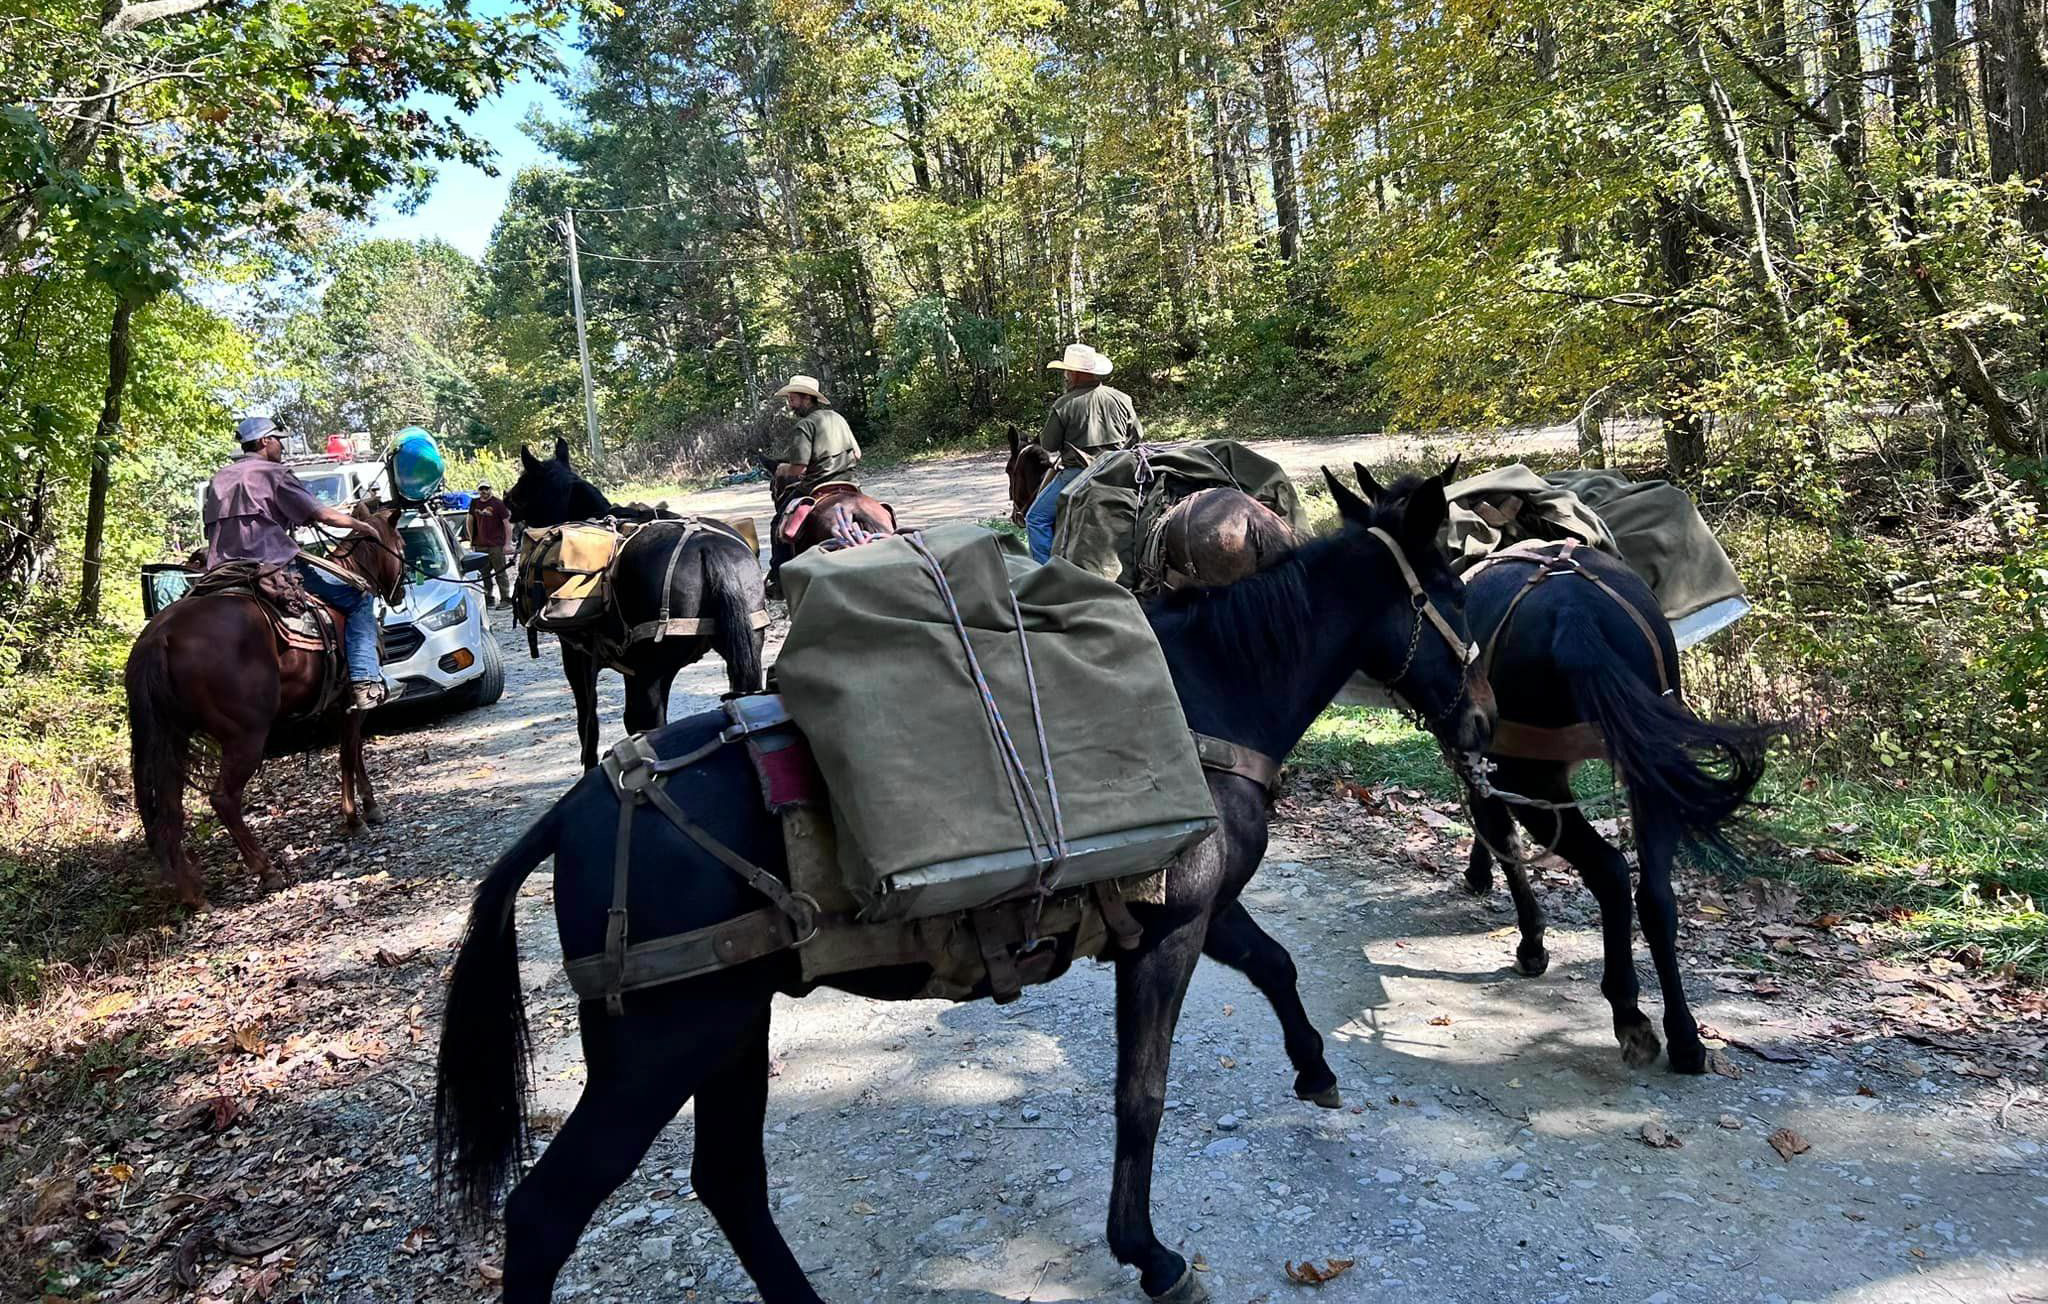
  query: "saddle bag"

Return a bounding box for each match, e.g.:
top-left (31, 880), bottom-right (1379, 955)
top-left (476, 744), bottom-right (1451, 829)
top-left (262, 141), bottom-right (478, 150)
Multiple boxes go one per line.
top-left (515, 523), bottom-right (622, 630)
top-left (777, 523), bottom-right (1217, 922)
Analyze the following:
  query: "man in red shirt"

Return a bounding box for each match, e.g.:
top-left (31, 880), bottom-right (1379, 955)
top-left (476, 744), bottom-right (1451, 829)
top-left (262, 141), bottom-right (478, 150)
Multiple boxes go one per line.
top-left (467, 483), bottom-right (513, 608)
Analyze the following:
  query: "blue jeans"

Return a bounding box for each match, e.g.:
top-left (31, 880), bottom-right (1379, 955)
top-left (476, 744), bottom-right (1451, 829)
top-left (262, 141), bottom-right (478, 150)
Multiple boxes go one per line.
top-left (1026, 467), bottom-right (1082, 564)
top-left (298, 562), bottom-right (382, 683)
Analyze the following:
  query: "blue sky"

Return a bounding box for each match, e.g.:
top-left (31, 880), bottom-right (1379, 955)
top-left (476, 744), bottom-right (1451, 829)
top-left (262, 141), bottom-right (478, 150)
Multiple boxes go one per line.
top-left (366, 17), bottom-right (580, 259)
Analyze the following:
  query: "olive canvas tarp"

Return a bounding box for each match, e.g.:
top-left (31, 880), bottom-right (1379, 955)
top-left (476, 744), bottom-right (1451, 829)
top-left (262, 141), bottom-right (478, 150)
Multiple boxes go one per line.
top-left (776, 523), bottom-right (1217, 921)
top-left (1442, 464), bottom-right (1744, 621)
top-left (1050, 440), bottom-right (1310, 592)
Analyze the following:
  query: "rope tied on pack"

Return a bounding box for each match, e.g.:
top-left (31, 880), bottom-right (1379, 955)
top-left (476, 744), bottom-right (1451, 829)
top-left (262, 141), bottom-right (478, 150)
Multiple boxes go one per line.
top-left (900, 531), bottom-right (1070, 934)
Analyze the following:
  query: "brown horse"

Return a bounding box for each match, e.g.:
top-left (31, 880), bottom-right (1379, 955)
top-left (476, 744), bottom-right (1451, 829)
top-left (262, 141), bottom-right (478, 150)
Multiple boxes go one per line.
top-left (1004, 424), bottom-right (1059, 526)
top-left (1001, 435), bottom-right (1295, 592)
top-left (124, 503), bottom-right (407, 909)
top-left (781, 482), bottom-right (899, 558)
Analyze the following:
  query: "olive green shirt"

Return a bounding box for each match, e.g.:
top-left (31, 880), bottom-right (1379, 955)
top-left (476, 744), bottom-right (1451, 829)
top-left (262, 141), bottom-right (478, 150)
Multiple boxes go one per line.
top-left (783, 408), bottom-right (862, 488)
top-left (1040, 383), bottom-right (1142, 469)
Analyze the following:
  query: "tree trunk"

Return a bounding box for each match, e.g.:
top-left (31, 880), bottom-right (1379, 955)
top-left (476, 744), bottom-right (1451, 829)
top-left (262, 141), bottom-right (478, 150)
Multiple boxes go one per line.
top-left (1887, 0), bottom-right (1923, 143)
top-left (75, 295), bottom-right (135, 622)
top-left (1248, 6), bottom-right (1301, 261)
top-left (1654, 197), bottom-right (1709, 477)
top-left (1927, 0), bottom-right (1973, 175)
top-left (1682, 24), bottom-right (1793, 330)
top-left (1982, 0), bottom-right (2048, 232)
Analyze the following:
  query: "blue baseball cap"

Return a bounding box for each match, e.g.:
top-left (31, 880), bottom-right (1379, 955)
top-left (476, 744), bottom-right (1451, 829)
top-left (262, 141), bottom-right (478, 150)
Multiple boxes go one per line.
top-left (236, 416), bottom-right (280, 445)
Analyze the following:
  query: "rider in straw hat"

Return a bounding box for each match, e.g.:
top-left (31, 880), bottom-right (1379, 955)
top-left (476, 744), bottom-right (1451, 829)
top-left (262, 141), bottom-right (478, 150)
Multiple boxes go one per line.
top-left (1025, 343), bottom-right (1142, 563)
top-left (767, 373), bottom-right (862, 585)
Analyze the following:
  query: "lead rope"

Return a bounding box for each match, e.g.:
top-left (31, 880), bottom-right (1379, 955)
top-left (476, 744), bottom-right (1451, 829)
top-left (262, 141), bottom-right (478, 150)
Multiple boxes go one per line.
top-left (901, 534), bottom-right (1069, 920)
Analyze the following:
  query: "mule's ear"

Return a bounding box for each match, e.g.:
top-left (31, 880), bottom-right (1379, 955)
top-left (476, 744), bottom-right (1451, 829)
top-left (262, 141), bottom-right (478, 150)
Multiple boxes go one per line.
top-left (1352, 461), bottom-right (1388, 504)
top-left (1402, 475), bottom-right (1450, 546)
top-left (1440, 454), bottom-right (1463, 486)
top-left (381, 505), bottom-right (404, 527)
top-left (1006, 422), bottom-right (1020, 456)
top-left (1321, 466), bottom-right (1371, 525)
top-left (520, 444), bottom-right (539, 470)
top-left (553, 437), bottom-right (572, 464)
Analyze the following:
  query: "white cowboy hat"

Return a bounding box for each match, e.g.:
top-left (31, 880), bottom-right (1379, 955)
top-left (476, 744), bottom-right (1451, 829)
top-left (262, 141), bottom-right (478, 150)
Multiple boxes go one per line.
top-left (775, 374), bottom-right (828, 402)
top-left (1047, 343), bottom-right (1113, 376)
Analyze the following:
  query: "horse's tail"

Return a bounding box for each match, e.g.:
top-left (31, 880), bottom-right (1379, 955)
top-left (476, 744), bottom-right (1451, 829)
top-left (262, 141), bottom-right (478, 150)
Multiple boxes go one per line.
top-left (709, 540), bottom-right (765, 695)
top-left (123, 631), bottom-right (189, 855)
top-left (1552, 617), bottom-right (1774, 859)
top-left (434, 804), bottom-right (560, 1221)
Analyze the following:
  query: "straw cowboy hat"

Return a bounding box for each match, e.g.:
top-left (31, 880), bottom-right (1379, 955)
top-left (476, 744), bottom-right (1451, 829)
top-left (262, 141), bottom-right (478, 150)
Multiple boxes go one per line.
top-left (775, 374), bottom-right (829, 402)
top-left (1047, 343), bottom-right (1113, 376)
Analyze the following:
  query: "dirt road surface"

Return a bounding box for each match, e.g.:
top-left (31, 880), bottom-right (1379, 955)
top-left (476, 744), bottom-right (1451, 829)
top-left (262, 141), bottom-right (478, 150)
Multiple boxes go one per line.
top-left (6, 433), bottom-right (2045, 1304)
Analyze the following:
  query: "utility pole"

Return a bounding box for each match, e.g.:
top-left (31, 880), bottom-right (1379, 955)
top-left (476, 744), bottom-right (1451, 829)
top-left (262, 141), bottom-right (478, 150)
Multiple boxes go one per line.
top-left (562, 209), bottom-right (603, 464)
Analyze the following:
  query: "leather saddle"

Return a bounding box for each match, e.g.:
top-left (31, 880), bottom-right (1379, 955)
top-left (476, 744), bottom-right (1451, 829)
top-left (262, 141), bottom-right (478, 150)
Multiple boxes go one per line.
top-left (775, 481), bottom-right (871, 544)
top-left (184, 561), bottom-right (350, 715)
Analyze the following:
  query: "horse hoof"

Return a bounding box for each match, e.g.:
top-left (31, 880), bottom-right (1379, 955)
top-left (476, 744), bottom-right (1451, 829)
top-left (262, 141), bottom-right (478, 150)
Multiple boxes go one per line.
top-left (1463, 868), bottom-right (1493, 895)
top-left (1515, 946), bottom-right (1550, 977)
top-left (1150, 1264), bottom-right (1208, 1303)
top-left (1301, 1085), bottom-right (1343, 1109)
top-left (363, 807), bottom-right (385, 828)
top-left (1618, 1023), bottom-right (1662, 1068)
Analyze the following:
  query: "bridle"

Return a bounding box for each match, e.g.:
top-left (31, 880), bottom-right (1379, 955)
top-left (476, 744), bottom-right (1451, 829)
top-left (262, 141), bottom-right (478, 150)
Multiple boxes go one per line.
top-left (1364, 525), bottom-right (1479, 731)
top-left (313, 518), bottom-right (407, 604)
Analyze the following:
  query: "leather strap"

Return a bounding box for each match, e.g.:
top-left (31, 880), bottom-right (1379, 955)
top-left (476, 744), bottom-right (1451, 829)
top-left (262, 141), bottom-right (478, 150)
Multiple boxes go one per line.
top-left (623, 608), bottom-right (770, 645)
top-left (1474, 540), bottom-right (1670, 694)
top-left (1091, 880), bottom-right (1144, 950)
top-left (1190, 731), bottom-right (1282, 796)
top-left (1366, 526), bottom-right (1476, 667)
top-left (1488, 719), bottom-right (1609, 763)
top-left (564, 907), bottom-right (795, 1001)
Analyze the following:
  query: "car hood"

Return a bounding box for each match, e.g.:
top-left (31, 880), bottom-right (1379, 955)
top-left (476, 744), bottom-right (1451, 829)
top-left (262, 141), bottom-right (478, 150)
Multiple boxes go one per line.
top-left (385, 576), bottom-right (466, 625)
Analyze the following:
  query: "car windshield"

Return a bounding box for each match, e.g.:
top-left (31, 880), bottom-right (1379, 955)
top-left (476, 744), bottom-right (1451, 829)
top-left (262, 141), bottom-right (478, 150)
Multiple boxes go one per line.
top-left (400, 518), bottom-right (456, 579)
top-left (300, 472), bottom-right (350, 506)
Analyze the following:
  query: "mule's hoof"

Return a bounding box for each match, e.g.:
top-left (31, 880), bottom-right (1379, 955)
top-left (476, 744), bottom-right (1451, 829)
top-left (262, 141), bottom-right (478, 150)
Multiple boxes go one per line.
top-left (1666, 1041), bottom-right (1708, 1075)
top-left (1150, 1264), bottom-right (1208, 1303)
top-left (259, 874), bottom-right (289, 894)
top-left (1463, 867), bottom-right (1494, 896)
top-left (1297, 1084), bottom-right (1343, 1109)
top-left (1618, 1022), bottom-right (1662, 1068)
top-left (1515, 945), bottom-right (1550, 977)
top-left (363, 807), bottom-right (386, 828)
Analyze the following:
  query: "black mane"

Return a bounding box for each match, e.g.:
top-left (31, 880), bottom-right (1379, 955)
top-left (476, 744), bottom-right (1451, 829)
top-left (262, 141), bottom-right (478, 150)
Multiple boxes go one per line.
top-left (1146, 476), bottom-right (1427, 692)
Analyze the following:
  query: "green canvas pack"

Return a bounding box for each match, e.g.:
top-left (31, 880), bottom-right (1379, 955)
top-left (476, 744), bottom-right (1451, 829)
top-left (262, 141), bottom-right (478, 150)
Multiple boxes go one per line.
top-left (776, 523), bottom-right (1217, 921)
top-left (1049, 440), bottom-right (1310, 591)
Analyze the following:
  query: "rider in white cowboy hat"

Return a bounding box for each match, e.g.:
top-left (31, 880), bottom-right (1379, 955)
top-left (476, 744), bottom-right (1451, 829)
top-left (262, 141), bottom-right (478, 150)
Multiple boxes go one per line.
top-left (1025, 343), bottom-right (1142, 563)
top-left (768, 373), bottom-right (862, 586)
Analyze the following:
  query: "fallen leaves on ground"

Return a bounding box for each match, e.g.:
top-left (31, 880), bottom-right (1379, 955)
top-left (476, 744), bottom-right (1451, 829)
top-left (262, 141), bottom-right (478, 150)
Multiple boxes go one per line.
top-left (1284, 1258), bottom-right (1356, 1285)
top-left (1768, 1128), bottom-right (1812, 1160)
top-left (1639, 1121), bottom-right (1682, 1149)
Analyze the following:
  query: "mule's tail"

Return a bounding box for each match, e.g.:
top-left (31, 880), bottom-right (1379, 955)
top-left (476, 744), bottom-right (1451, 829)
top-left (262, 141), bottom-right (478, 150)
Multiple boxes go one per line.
top-left (434, 804), bottom-right (561, 1220)
top-left (124, 633), bottom-right (189, 855)
top-left (1553, 619), bottom-right (1774, 857)
top-left (709, 543), bottom-right (766, 695)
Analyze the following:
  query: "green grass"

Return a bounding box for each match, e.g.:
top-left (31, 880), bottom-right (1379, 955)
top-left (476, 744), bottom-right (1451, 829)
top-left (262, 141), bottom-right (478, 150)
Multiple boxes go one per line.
top-left (1289, 705), bottom-right (2048, 977)
top-left (0, 614), bottom-right (170, 1001)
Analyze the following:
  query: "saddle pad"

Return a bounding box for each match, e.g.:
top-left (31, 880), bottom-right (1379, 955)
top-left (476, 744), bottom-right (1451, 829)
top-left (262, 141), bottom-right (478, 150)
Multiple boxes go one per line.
top-left (776, 499), bottom-right (816, 544)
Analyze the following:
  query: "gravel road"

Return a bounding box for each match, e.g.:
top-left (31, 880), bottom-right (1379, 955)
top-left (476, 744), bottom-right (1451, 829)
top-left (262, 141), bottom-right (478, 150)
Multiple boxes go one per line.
top-left (13, 434), bottom-right (2043, 1304)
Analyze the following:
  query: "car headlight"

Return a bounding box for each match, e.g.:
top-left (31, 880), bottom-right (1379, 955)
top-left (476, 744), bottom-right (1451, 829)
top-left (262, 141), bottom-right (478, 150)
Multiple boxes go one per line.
top-left (418, 595), bottom-right (469, 631)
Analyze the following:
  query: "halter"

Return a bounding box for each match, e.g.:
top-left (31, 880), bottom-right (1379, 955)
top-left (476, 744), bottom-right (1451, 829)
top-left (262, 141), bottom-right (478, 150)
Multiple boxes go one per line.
top-left (1365, 526), bottom-right (1478, 728)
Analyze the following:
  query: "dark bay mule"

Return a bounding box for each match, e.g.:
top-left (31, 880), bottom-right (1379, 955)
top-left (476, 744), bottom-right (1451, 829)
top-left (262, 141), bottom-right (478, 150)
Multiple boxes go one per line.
top-left (504, 438), bottom-right (766, 770)
top-left (1339, 465), bottom-right (1772, 1073)
top-left (124, 503), bottom-right (406, 908)
top-left (436, 469), bottom-right (1493, 1303)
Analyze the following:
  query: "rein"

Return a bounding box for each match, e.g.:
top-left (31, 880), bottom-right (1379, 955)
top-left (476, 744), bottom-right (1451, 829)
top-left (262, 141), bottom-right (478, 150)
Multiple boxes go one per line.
top-left (309, 519), bottom-right (406, 604)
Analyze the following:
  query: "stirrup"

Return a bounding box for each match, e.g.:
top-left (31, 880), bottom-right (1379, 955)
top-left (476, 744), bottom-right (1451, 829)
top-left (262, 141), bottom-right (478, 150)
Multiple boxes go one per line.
top-left (348, 680), bottom-right (388, 712)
